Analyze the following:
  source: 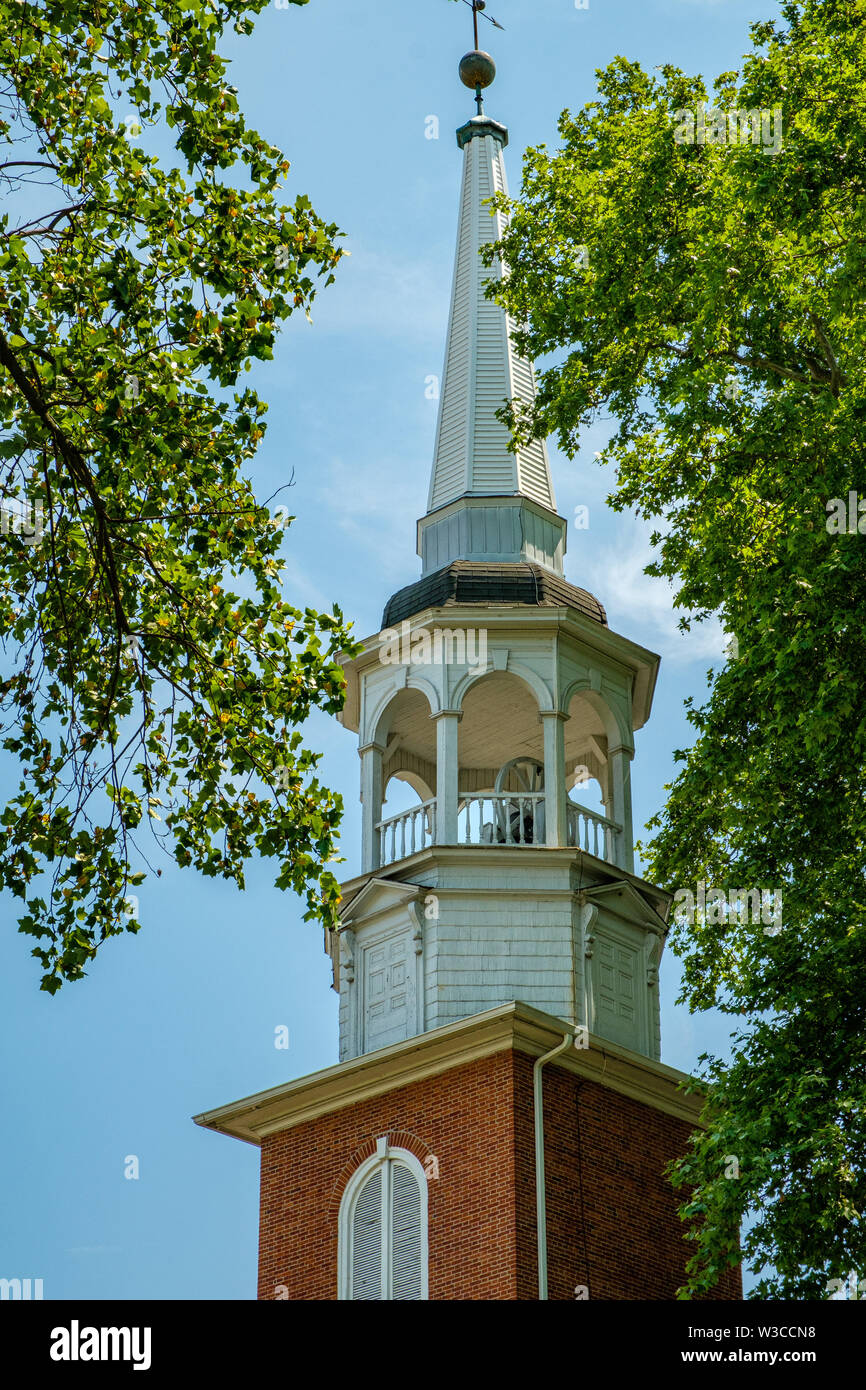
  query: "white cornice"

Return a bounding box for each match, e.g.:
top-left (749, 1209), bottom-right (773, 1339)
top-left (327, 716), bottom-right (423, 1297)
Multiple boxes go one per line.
top-left (339, 877), bottom-right (425, 929)
top-left (337, 845), bottom-right (671, 923)
top-left (337, 606), bottom-right (659, 735)
top-left (192, 1001), bottom-right (703, 1147)
top-left (582, 880), bottom-right (670, 937)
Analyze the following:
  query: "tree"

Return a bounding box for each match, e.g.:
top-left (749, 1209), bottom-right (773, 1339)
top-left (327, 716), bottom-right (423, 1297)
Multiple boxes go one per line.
top-left (488, 0), bottom-right (866, 1298)
top-left (0, 0), bottom-right (359, 993)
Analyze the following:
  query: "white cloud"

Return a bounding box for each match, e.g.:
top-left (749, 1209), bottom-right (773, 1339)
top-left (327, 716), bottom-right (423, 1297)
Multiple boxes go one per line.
top-left (574, 518), bottom-right (725, 665)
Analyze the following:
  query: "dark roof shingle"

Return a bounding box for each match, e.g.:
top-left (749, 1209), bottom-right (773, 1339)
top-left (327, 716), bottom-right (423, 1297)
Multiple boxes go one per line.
top-left (382, 561), bottom-right (607, 628)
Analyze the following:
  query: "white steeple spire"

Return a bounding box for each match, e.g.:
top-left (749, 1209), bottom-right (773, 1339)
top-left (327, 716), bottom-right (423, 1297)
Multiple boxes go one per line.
top-left (428, 118), bottom-right (554, 514)
top-left (418, 62), bottom-right (566, 578)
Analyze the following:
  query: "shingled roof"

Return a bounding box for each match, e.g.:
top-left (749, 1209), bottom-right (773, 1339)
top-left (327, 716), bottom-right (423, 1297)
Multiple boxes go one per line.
top-left (382, 561), bottom-right (607, 629)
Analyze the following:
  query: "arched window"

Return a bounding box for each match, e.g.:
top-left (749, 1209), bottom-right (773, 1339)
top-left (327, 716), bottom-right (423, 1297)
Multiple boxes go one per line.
top-left (338, 1139), bottom-right (428, 1300)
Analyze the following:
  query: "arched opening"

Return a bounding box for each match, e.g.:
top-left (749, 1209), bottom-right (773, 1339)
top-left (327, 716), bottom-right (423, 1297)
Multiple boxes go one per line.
top-left (456, 671), bottom-right (546, 846)
top-left (568, 772), bottom-right (606, 817)
top-left (374, 686), bottom-right (437, 785)
top-left (563, 688), bottom-right (621, 861)
top-left (372, 687), bottom-right (437, 866)
top-left (382, 775), bottom-right (425, 819)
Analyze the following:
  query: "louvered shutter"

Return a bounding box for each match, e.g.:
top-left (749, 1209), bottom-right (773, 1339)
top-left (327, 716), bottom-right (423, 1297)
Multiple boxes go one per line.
top-left (390, 1161), bottom-right (423, 1300)
top-left (351, 1169), bottom-right (382, 1300)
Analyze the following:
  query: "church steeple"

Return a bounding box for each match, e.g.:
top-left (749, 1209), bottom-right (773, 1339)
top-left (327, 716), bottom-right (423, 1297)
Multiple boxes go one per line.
top-left (192, 27), bottom-right (743, 1307)
top-left (419, 46), bottom-right (566, 577)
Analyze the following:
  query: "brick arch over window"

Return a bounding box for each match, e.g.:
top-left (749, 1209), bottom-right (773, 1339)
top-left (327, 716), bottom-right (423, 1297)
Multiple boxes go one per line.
top-left (328, 1129), bottom-right (433, 1220)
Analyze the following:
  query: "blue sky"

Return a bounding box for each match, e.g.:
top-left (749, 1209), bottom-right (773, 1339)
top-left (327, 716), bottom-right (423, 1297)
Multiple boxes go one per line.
top-left (0, 0), bottom-right (781, 1299)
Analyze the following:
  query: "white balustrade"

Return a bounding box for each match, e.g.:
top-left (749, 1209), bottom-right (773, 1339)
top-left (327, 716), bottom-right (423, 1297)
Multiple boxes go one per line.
top-left (458, 793), bottom-right (546, 847)
top-left (566, 800), bottom-right (620, 861)
top-left (376, 799), bottom-right (436, 867)
top-left (374, 794), bottom-right (621, 866)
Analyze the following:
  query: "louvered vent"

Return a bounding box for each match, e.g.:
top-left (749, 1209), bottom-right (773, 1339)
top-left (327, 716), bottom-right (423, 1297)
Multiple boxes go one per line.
top-left (351, 1169), bottom-right (382, 1300)
top-left (390, 1161), bottom-right (423, 1300)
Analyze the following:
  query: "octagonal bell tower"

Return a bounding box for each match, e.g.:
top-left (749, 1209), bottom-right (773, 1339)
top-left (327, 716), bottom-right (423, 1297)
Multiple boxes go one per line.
top-left (325, 53), bottom-right (669, 1066)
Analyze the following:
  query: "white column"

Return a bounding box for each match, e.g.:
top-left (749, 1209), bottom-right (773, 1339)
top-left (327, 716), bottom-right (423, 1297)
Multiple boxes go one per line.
top-left (434, 711), bottom-right (460, 844)
top-left (542, 711), bottom-right (568, 847)
top-left (359, 741), bottom-right (385, 873)
top-left (602, 764), bottom-right (615, 824)
top-left (608, 745), bottom-right (635, 873)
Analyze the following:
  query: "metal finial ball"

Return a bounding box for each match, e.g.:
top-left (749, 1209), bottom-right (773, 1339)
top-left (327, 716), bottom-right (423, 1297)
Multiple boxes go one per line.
top-left (459, 50), bottom-right (496, 91)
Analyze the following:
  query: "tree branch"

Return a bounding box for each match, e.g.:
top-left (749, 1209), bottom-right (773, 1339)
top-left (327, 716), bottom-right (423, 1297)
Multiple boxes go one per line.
top-left (0, 326), bottom-right (130, 642)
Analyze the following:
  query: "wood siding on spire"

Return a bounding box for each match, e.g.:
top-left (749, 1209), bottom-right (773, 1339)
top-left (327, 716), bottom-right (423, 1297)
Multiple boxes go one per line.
top-left (428, 130), bottom-right (556, 514)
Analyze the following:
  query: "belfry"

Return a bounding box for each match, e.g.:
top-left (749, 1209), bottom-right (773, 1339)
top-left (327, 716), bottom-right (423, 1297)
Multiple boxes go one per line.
top-left (195, 34), bottom-right (741, 1303)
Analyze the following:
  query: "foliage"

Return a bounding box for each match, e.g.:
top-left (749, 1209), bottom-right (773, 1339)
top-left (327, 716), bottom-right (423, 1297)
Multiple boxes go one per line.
top-left (489, 0), bottom-right (866, 1297)
top-left (0, 0), bottom-right (359, 992)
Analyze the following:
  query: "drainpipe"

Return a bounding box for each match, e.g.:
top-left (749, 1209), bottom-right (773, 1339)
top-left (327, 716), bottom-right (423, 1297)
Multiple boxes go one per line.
top-left (533, 1029), bottom-right (574, 1300)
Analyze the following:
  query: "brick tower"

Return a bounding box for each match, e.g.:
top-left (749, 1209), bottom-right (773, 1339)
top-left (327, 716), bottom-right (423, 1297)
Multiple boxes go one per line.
top-left (194, 35), bottom-right (741, 1303)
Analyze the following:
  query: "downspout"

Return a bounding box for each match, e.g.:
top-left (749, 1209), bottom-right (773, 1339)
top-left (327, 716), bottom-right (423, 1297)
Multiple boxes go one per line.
top-left (533, 1030), bottom-right (574, 1300)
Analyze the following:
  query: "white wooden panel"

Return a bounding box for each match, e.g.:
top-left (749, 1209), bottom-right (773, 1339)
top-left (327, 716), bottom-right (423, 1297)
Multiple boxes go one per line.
top-left (391, 1162), bottom-right (424, 1300)
top-left (592, 934), bottom-right (642, 1052)
top-left (363, 931), bottom-right (415, 1052)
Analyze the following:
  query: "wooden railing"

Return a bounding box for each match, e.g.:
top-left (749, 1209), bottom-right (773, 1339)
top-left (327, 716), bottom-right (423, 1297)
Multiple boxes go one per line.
top-left (377, 799), bottom-right (436, 867)
top-left (375, 796), bottom-right (621, 866)
top-left (458, 793), bottom-right (546, 847)
top-left (566, 801), bottom-right (619, 861)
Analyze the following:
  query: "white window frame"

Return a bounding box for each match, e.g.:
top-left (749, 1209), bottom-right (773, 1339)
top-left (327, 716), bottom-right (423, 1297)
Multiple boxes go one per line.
top-left (337, 1138), bottom-right (429, 1300)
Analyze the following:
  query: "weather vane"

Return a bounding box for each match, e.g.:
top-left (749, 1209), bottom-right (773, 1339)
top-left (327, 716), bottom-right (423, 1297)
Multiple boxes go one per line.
top-left (457, 1), bottom-right (503, 115)
top-left (460, 0), bottom-right (505, 48)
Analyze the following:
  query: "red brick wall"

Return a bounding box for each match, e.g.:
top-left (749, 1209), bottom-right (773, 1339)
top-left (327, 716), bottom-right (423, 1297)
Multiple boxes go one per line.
top-left (258, 1051), bottom-right (521, 1301)
top-left (515, 1054), bottom-right (742, 1301)
top-left (258, 1049), bottom-right (741, 1301)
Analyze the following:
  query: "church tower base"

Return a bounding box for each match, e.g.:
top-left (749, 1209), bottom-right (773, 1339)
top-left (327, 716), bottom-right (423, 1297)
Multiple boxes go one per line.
top-left (195, 1004), bottom-right (741, 1301)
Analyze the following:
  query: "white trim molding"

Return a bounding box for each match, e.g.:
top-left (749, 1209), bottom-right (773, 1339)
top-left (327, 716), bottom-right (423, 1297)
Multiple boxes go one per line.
top-left (193, 1001), bottom-right (705, 1145)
